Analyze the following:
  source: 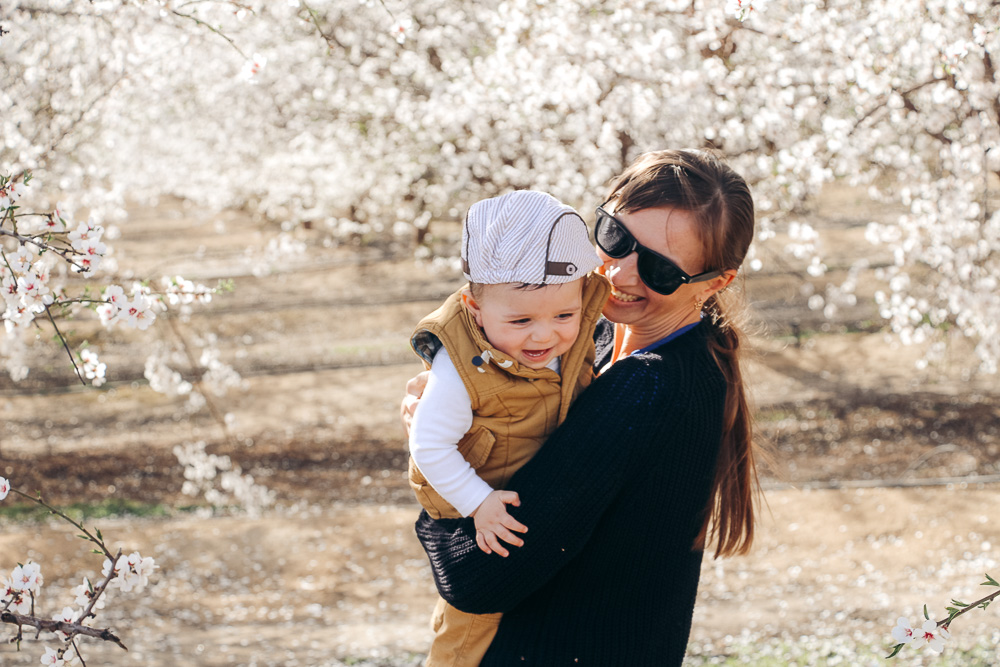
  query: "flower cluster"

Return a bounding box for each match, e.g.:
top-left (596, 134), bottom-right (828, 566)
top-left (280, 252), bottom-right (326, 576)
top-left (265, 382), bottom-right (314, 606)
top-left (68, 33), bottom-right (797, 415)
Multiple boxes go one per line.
top-left (890, 616), bottom-right (951, 654)
top-left (726, 0), bottom-right (765, 23)
top-left (3, 561), bottom-right (43, 614)
top-left (887, 574), bottom-right (1000, 658)
top-left (0, 171), bottom-right (222, 390)
top-left (0, 174), bottom-right (28, 210)
top-left (174, 440), bottom-right (276, 516)
top-left (78, 349), bottom-right (107, 387)
top-left (0, 477), bottom-right (157, 664)
top-left (240, 52), bottom-right (267, 81)
top-left (66, 219), bottom-right (107, 277)
top-left (72, 577), bottom-right (105, 612)
top-left (95, 284), bottom-right (158, 331)
top-left (101, 551), bottom-right (157, 594)
top-left (162, 275), bottom-right (215, 306)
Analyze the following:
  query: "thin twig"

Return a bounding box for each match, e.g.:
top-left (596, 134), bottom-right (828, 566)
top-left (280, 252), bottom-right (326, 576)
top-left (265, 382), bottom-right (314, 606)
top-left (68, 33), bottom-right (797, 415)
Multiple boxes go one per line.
top-left (939, 587), bottom-right (1000, 628)
top-left (169, 9), bottom-right (248, 59)
top-left (44, 305), bottom-right (87, 386)
top-left (166, 317), bottom-right (237, 447)
top-left (9, 489), bottom-right (113, 559)
top-left (300, 2), bottom-right (346, 51)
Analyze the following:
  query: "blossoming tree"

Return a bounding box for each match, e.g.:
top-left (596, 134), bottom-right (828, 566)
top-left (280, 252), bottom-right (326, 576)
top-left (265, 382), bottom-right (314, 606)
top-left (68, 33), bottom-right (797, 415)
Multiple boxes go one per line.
top-left (2, 0), bottom-right (998, 377)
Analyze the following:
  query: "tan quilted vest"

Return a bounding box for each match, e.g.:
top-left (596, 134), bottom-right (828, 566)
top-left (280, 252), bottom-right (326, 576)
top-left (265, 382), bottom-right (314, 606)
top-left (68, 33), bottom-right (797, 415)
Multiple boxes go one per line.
top-left (409, 273), bottom-right (610, 519)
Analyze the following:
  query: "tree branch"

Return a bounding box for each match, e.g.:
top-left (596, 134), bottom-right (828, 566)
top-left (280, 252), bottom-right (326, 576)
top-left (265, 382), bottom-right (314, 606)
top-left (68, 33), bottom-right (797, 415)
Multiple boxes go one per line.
top-left (851, 77), bottom-right (948, 132)
top-left (0, 611), bottom-right (127, 651)
top-left (0, 227), bottom-right (92, 273)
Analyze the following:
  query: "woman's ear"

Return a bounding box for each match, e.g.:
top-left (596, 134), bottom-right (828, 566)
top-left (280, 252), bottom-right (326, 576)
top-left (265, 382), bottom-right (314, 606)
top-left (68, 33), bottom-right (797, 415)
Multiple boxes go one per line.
top-left (698, 269), bottom-right (737, 302)
top-left (461, 288), bottom-right (485, 327)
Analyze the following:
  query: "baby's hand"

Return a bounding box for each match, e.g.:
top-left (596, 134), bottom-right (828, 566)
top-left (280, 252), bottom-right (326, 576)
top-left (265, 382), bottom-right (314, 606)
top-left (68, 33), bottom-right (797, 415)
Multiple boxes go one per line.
top-left (470, 490), bottom-right (528, 557)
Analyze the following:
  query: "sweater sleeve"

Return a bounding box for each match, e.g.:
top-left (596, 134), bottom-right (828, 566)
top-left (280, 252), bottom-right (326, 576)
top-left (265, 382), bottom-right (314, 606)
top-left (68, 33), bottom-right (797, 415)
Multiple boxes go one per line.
top-left (409, 346), bottom-right (494, 517)
top-left (415, 355), bottom-right (675, 613)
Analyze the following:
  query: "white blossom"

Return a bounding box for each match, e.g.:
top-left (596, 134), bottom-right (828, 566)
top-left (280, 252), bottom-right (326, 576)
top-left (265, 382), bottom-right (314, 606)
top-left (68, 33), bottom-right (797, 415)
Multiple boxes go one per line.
top-left (10, 561), bottom-right (43, 593)
top-left (79, 349), bottom-right (107, 386)
top-left (240, 52), bottom-right (267, 81)
top-left (39, 647), bottom-right (64, 667)
top-left (72, 576), bottom-right (105, 611)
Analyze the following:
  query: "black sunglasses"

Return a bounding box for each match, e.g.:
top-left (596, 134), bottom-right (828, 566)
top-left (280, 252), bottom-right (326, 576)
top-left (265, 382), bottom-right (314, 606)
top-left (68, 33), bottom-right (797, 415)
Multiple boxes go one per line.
top-left (594, 205), bottom-right (721, 296)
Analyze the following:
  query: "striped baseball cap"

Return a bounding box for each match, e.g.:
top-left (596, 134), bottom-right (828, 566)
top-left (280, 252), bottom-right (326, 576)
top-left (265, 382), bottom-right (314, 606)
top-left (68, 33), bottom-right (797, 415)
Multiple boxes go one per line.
top-left (461, 190), bottom-right (601, 285)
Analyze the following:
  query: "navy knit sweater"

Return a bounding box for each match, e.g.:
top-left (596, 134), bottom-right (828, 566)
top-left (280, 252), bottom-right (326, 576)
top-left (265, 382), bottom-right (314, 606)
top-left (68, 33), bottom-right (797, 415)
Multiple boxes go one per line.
top-left (415, 319), bottom-right (726, 666)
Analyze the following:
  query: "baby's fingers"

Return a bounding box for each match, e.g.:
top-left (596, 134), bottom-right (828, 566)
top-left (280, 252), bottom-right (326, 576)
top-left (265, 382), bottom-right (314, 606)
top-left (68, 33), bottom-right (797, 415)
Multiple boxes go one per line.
top-left (500, 513), bottom-right (528, 534)
top-left (497, 490), bottom-right (521, 507)
top-left (476, 530), bottom-right (493, 555)
top-left (494, 525), bottom-right (525, 549)
top-left (483, 531), bottom-right (510, 557)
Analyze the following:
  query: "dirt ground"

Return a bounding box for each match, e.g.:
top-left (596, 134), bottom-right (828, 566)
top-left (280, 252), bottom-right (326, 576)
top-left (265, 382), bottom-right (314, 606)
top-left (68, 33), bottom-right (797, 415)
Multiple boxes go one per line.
top-left (1, 193), bottom-right (999, 665)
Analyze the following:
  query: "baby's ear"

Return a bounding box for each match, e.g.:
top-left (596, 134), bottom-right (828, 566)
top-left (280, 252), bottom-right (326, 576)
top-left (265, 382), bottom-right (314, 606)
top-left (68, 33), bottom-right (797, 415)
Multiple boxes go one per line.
top-left (461, 288), bottom-right (485, 327)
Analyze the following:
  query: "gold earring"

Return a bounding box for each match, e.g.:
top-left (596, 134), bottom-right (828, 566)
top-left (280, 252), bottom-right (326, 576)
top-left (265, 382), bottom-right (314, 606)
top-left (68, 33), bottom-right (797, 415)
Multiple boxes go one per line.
top-left (694, 297), bottom-right (704, 313)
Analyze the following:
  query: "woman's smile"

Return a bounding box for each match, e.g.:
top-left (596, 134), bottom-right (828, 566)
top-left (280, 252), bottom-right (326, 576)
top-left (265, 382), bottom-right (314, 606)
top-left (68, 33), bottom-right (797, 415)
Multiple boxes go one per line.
top-left (609, 286), bottom-right (642, 303)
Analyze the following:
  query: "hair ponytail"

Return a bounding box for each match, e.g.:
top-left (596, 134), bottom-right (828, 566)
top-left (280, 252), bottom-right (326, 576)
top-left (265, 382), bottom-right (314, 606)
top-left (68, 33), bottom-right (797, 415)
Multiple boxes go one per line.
top-left (694, 288), bottom-right (763, 558)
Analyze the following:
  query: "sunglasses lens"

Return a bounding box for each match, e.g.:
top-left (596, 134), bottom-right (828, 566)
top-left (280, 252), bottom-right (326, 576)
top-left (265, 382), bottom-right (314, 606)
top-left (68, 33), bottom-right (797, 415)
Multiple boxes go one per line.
top-left (637, 251), bottom-right (684, 295)
top-left (595, 212), bottom-right (632, 258)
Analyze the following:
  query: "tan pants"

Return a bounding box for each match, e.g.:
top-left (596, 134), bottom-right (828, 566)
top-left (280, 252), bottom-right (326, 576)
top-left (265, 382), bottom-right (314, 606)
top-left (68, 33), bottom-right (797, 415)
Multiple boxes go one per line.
top-left (424, 596), bottom-right (501, 667)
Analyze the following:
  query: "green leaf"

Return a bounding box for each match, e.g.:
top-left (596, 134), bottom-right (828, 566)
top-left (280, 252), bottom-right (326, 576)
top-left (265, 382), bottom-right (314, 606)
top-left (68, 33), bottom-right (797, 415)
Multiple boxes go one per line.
top-left (982, 573), bottom-right (999, 587)
top-left (950, 599), bottom-right (969, 607)
top-left (96, 528), bottom-right (103, 541)
top-left (885, 643), bottom-right (905, 659)
top-left (77, 534), bottom-right (89, 540)
top-left (923, 604), bottom-right (929, 620)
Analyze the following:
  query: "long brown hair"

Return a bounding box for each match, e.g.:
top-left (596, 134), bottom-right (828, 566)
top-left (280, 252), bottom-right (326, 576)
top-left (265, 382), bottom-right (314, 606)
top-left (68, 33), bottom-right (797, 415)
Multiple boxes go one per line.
top-left (607, 148), bottom-right (762, 558)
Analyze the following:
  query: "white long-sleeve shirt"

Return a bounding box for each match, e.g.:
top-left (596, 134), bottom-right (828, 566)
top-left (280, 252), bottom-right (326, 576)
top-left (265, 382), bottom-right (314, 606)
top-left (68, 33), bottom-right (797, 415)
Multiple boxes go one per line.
top-left (408, 346), bottom-right (560, 517)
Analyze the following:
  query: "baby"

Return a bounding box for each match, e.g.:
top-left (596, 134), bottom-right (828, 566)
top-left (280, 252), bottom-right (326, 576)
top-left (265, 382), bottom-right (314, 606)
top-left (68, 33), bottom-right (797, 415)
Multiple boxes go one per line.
top-left (408, 190), bottom-right (610, 666)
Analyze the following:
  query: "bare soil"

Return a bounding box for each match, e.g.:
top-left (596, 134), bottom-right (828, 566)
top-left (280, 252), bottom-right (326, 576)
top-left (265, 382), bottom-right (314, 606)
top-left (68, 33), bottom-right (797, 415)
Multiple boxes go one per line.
top-left (1, 193), bottom-right (999, 665)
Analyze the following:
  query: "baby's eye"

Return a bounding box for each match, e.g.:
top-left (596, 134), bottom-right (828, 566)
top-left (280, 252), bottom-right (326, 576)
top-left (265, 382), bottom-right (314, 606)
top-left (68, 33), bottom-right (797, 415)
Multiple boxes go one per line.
top-left (509, 318), bottom-right (531, 325)
top-left (557, 313), bottom-right (577, 320)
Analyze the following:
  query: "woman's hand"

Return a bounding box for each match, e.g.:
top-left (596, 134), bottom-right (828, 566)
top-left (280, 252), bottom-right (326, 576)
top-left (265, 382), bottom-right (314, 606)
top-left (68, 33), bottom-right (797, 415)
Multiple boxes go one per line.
top-left (400, 370), bottom-right (430, 435)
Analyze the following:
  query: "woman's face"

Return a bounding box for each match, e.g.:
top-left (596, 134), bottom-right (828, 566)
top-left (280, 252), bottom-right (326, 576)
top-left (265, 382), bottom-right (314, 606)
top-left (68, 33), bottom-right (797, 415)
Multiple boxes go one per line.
top-left (596, 205), bottom-right (710, 329)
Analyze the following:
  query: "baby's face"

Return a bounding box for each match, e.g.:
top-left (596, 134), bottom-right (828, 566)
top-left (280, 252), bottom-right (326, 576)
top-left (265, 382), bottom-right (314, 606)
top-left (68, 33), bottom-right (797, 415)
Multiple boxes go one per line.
top-left (465, 281), bottom-right (584, 370)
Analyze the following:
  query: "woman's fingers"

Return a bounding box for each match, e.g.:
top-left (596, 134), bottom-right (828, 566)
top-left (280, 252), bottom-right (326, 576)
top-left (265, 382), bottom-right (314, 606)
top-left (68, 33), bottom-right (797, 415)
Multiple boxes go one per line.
top-left (400, 394), bottom-right (419, 434)
top-left (400, 371), bottom-right (430, 434)
top-left (406, 371), bottom-right (430, 397)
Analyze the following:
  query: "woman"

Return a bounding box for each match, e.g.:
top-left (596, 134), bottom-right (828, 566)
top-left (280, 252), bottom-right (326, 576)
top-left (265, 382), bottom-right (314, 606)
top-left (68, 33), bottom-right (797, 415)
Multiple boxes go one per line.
top-left (405, 149), bottom-right (763, 665)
